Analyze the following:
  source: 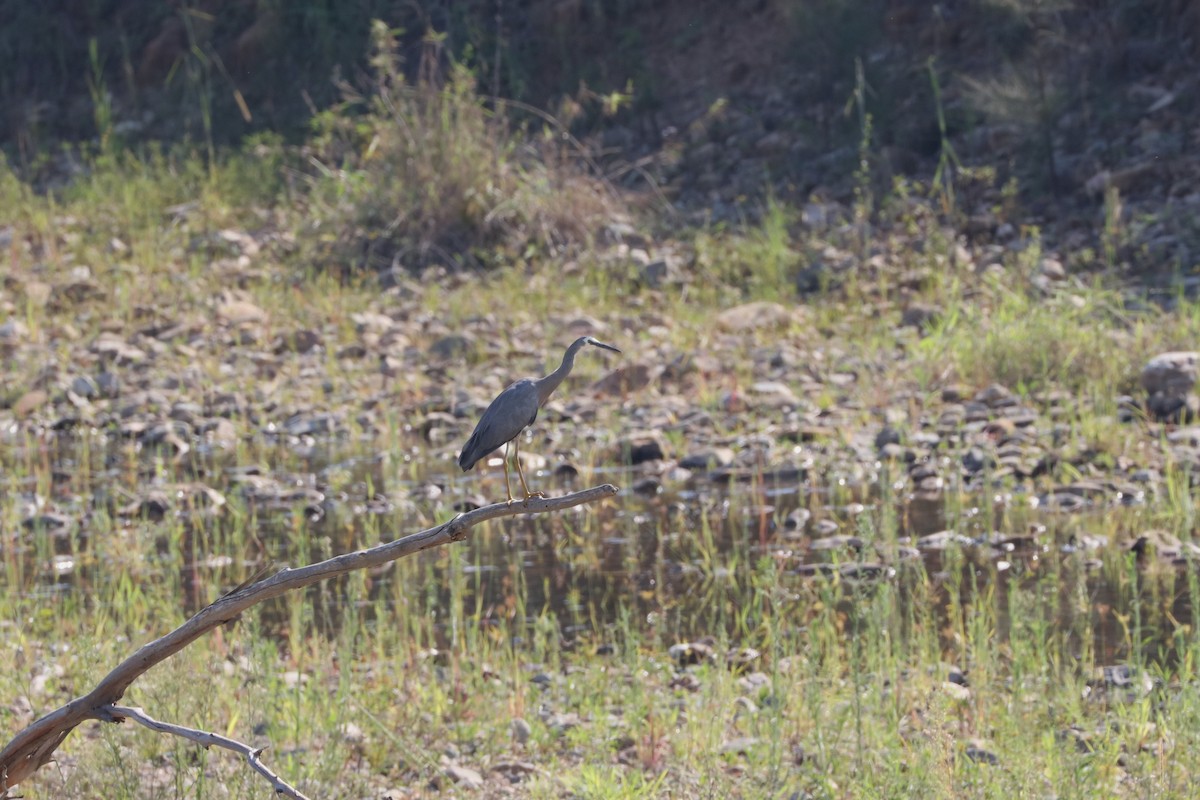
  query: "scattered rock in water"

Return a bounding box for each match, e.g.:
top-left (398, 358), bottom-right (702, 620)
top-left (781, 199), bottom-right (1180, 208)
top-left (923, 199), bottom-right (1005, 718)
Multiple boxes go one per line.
top-left (726, 647), bottom-right (760, 673)
top-left (783, 507), bottom-right (811, 533)
top-left (811, 518), bottom-right (839, 537)
top-left (553, 462), bottom-right (579, 479)
top-left (281, 412), bottom-right (340, 437)
top-left (611, 432), bottom-right (669, 465)
top-left (916, 530), bottom-right (976, 551)
top-left (678, 447), bottom-right (736, 470)
top-left (838, 562), bottom-right (893, 581)
top-left (669, 638), bottom-right (717, 667)
top-left (988, 528), bottom-right (1040, 552)
top-left (1036, 491), bottom-right (1088, 513)
top-left (737, 671), bottom-right (770, 692)
top-left (710, 465), bottom-right (805, 485)
top-left (1124, 529), bottom-right (1188, 561)
top-left (809, 534), bottom-right (863, 553)
top-left (120, 491), bottom-right (171, 520)
top-left (631, 477), bottom-right (662, 496)
top-left (1086, 664), bottom-right (1156, 701)
top-left (669, 673), bottom-right (702, 692)
top-left (961, 447), bottom-right (995, 475)
top-left (945, 664), bottom-right (968, 686)
top-left (21, 512), bottom-right (74, 536)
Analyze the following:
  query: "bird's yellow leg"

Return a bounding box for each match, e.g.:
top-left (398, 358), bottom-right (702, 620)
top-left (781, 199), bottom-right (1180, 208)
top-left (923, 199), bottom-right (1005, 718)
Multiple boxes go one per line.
top-left (513, 437), bottom-right (544, 501)
top-left (502, 441), bottom-right (516, 505)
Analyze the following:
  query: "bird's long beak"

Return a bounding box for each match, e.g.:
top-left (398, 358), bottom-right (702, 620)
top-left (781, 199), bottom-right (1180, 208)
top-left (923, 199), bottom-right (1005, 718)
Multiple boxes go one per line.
top-left (590, 339), bottom-right (621, 354)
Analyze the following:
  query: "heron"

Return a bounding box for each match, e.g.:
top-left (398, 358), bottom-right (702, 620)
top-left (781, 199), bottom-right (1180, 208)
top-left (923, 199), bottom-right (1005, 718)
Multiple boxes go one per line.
top-left (459, 336), bottom-right (621, 503)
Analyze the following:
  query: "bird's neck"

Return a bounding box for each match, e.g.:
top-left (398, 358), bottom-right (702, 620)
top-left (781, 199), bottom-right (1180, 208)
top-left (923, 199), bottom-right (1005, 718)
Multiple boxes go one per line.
top-left (535, 339), bottom-right (586, 404)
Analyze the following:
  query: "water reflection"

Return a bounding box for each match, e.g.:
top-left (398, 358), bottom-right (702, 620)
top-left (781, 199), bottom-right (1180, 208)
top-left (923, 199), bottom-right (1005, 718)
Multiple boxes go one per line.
top-left (3, 434), bottom-right (1193, 673)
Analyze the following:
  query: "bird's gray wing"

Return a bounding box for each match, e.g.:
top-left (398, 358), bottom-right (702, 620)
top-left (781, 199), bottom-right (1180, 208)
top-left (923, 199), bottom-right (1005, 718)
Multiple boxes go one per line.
top-left (458, 379), bottom-right (540, 471)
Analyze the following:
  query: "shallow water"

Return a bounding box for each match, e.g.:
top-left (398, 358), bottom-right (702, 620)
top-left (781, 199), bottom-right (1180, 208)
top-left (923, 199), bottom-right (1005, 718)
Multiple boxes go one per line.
top-left (3, 428), bottom-right (1192, 673)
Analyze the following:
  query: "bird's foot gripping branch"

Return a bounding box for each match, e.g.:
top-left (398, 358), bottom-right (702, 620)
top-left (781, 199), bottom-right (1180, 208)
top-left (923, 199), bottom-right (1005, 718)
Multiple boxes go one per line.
top-left (0, 485), bottom-right (619, 798)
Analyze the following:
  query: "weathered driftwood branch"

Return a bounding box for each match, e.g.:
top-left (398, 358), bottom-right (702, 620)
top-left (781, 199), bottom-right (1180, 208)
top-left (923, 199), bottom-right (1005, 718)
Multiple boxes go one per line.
top-left (0, 485), bottom-right (618, 796)
top-left (94, 705), bottom-right (309, 800)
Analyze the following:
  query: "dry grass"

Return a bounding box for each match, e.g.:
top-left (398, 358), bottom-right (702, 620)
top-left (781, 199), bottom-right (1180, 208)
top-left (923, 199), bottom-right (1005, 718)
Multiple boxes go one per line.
top-left (297, 22), bottom-right (622, 273)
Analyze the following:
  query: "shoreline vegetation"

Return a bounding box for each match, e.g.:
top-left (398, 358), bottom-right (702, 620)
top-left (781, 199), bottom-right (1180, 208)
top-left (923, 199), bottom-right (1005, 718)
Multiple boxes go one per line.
top-left (4, 4), bottom-right (1200, 798)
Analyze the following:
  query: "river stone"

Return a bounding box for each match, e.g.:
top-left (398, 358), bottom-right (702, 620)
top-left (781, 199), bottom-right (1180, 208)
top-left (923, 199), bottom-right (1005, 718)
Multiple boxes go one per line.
top-left (962, 447), bottom-right (994, 474)
top-left (275, 328), bottom-right (322, 354)
top-left (963, 741), bottom-right (1000, 765)
top-left (612, 433), bottom-right (668, 464)
top-left (89, 370), bottom-right (118, 397)
top-left (1040, 257), bottom-right (1066, 280)
top-left (0, 319), bottom-right (29, 348)
top-left (716, 301), bottom-right (792, 331)
top-left (21, 512), bottom-right (73, 534)
top-left (901, 302), bottom-right (941, 328)
top-left (444, 764), bottom-right (484, 789)
top-left (917, 530), bottom-right (975, 550)
top-left (784, 507), bottom-right (811, 532)
top-left (216, 299), bottom-right (268, 326)
top-left (511, 717), bottom-right (532, 744)
top-left (811, 518), bottom-right (839, 537)
top-left (875, 425), bottom-right (902, 449)
top-left (941, 681), bottom-right (971, 702)
top-left (678, 448), bottom-right (735, 470)
top-left (639, 259), bottom-right (679, 288)
top-left (1148, 392), bottom-right (1198, 422)
top-left (1142, 351), bottom-right (1199, 395)
top-left (719, 736), bottom-right (762, 755)
top-left (12, 390), bottom-right (49, 417)
top-left (592, 363), bottom-right (658, 395)
top-left (428, 334), bottom-right (474, 361)
top-left (70, 375), bottom-right (99, 398)
top-left (975, 383), bottom-right (1015, 407)
top-left (809, 534), bottom-right (863, 552)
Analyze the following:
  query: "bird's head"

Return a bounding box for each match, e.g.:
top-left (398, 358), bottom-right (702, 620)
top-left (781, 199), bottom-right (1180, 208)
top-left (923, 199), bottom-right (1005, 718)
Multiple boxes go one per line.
top-left (583, 336), bottom-right (621, 354)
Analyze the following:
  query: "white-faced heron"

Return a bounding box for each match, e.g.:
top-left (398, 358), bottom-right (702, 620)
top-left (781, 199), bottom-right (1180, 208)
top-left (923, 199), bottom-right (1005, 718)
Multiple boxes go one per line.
top-left (458, 336), bottom-right (620, 502)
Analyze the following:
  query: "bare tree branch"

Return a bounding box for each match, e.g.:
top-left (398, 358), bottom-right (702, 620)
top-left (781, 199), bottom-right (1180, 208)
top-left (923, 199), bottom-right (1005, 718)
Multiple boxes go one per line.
top-left (94, 705), bottom-right (310, 800)
top-left (0, 484), bottom-right (618, 796)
